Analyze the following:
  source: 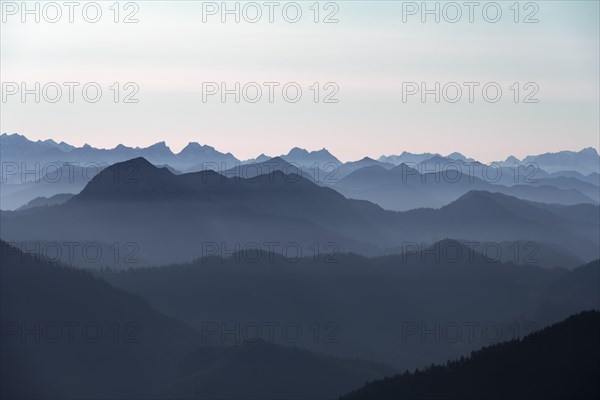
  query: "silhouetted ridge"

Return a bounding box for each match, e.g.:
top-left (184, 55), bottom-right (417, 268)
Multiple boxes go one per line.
top-left (389, 163), bottom-right (420, 175)
top-left (342, 310), bottom-right (600, 399)
top-left (3, 159), bottom-right (598, 264)
top-left (75, 157), bottom-right (338, 202)
top-left (442, 190), bottom-right (562, 222)
top-left (0, 240), bottom-right (200, 399)
top-left (76, 157), bottom-right (185, 200)
top-left (162, 338), bottom-right (395, 399)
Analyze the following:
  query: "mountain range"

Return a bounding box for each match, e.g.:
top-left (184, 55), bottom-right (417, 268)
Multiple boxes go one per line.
top-left (0, 240), bottom-right (395, 399)
top-left (2, 134), bottom-right (598, 212)
top-left (3, 133), bottom-right (598, 179)
top-left (2, 135), bottom-right (599, 399)
top-left (99, 243), bottom-right (600, 371)
top-left (5, 232), bottom-right (597, 398)
top-left (2, 157), bottom-right (598, 265)
top-left (332, 162), bottom-right (598, 211)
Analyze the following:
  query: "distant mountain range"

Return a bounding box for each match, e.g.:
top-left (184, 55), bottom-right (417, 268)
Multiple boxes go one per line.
top-left (1, 133), bottom-right (238, 172)
top-left (16, 193), bottom-right (75, 210)
top-left (2, 134), bottom-right (599, 212)
top-left (1, 157), bottom-right (598, 264)
top-left (0, 163), bottom-right (102, 210)
top-left (523, 147), bottom-right (600, 175)
top-left (3, 133), bottom-right (598, 175)
top-left (332, 160), bottom-right (599, 211)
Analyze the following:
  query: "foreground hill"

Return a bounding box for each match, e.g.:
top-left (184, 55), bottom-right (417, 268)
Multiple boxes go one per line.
top-left (99, 242), bottom-right (600, 370)
top-left (342, 310), bottom-right (600, 399)
top-left (161, 340), bottom-right (394, 400)
top-left (0, 240), bottom-right (200, 399)
top-left (0, 240), bottom-right (393, 399)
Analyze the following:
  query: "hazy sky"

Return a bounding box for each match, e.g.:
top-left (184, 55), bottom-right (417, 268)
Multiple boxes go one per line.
top-left (1, 1), bottom-right (599, 162)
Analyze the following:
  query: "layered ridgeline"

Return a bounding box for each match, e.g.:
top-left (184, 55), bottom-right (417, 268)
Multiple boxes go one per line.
top-left (342, 310), bottom-right (600, 400)
top-left (98, 243), bottom-right (600, 371)
top-left (0, 163), bottom-right (103, 211)
top-left (2, 133), bottom-right (599, 212)
top-left (3, 235), bottom-right (597, 398)
top-left (0, 133), bottom-right (239, 172)
top-left (1, 157), bottom-right (598, 265)
top-left (0, 241), bottom-right (395, 399)
top-left (4, 133), bottom-right (598, 175)
top-left (2, 233), bottom-right (598, 398)
top-left (0, 240), bottom-right (200, 399)
top-left (332, 161), bottom-right (599, 211)
top-left (228, 156), bottom-right (599, 210)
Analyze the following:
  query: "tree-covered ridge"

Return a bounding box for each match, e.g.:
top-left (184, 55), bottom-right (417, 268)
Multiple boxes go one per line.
top-left (342, 310), bottom-right (600, 399)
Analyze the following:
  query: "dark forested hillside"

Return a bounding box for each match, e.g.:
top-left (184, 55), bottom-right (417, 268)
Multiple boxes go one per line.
top-left (342, 310), bottom-right (600, 400)
top-left (0, 240), bottom-right (200, 399)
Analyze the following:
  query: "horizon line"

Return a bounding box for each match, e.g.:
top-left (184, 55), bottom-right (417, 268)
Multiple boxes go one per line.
top-left (2, 132), bottom-right (599, 165)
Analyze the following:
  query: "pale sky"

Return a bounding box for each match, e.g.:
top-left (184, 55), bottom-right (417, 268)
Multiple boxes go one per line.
top-left (1, 1), bottom-right (599, 162)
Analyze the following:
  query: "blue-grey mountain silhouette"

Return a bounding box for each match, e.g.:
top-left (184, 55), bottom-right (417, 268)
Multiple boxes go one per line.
top-left (2, 158), bottom-right (598, 264)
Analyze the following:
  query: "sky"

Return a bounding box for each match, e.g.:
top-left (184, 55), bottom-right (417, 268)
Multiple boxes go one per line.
top-left (1, 0), bottom-right (599, 162)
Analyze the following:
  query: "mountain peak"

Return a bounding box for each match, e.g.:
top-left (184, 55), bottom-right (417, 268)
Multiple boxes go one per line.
top-left (446, 152), bottom-right (475, 162)
top-left (1, 132), bottom-right (23, 138)
top-left (454, 190), bottom-right (498, 202)
top-left (580, 147), bottom-right (599, 156)
top-left (185, 141), bottom-right (202, 148)
top-left (314, 147), bottom-right (334, 155)
top-left (287, 147), bottom-right (309, 156)
top-left (108, 157), bottom-right (164, 174)
top-left (75, 157), bottom-right (177, 201)
top-left (258, 156), bottom-right (293, 168)
top-left (443, 190), bottom-right (562, 223)
top-left (284, 147), bottom-right (341, 165)
top-left (390, 163), bottom-right (420, 175)
top-left (179, 142), bottom-right (208, 155)
top-left (147, 141), bottom-right (169, 149)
